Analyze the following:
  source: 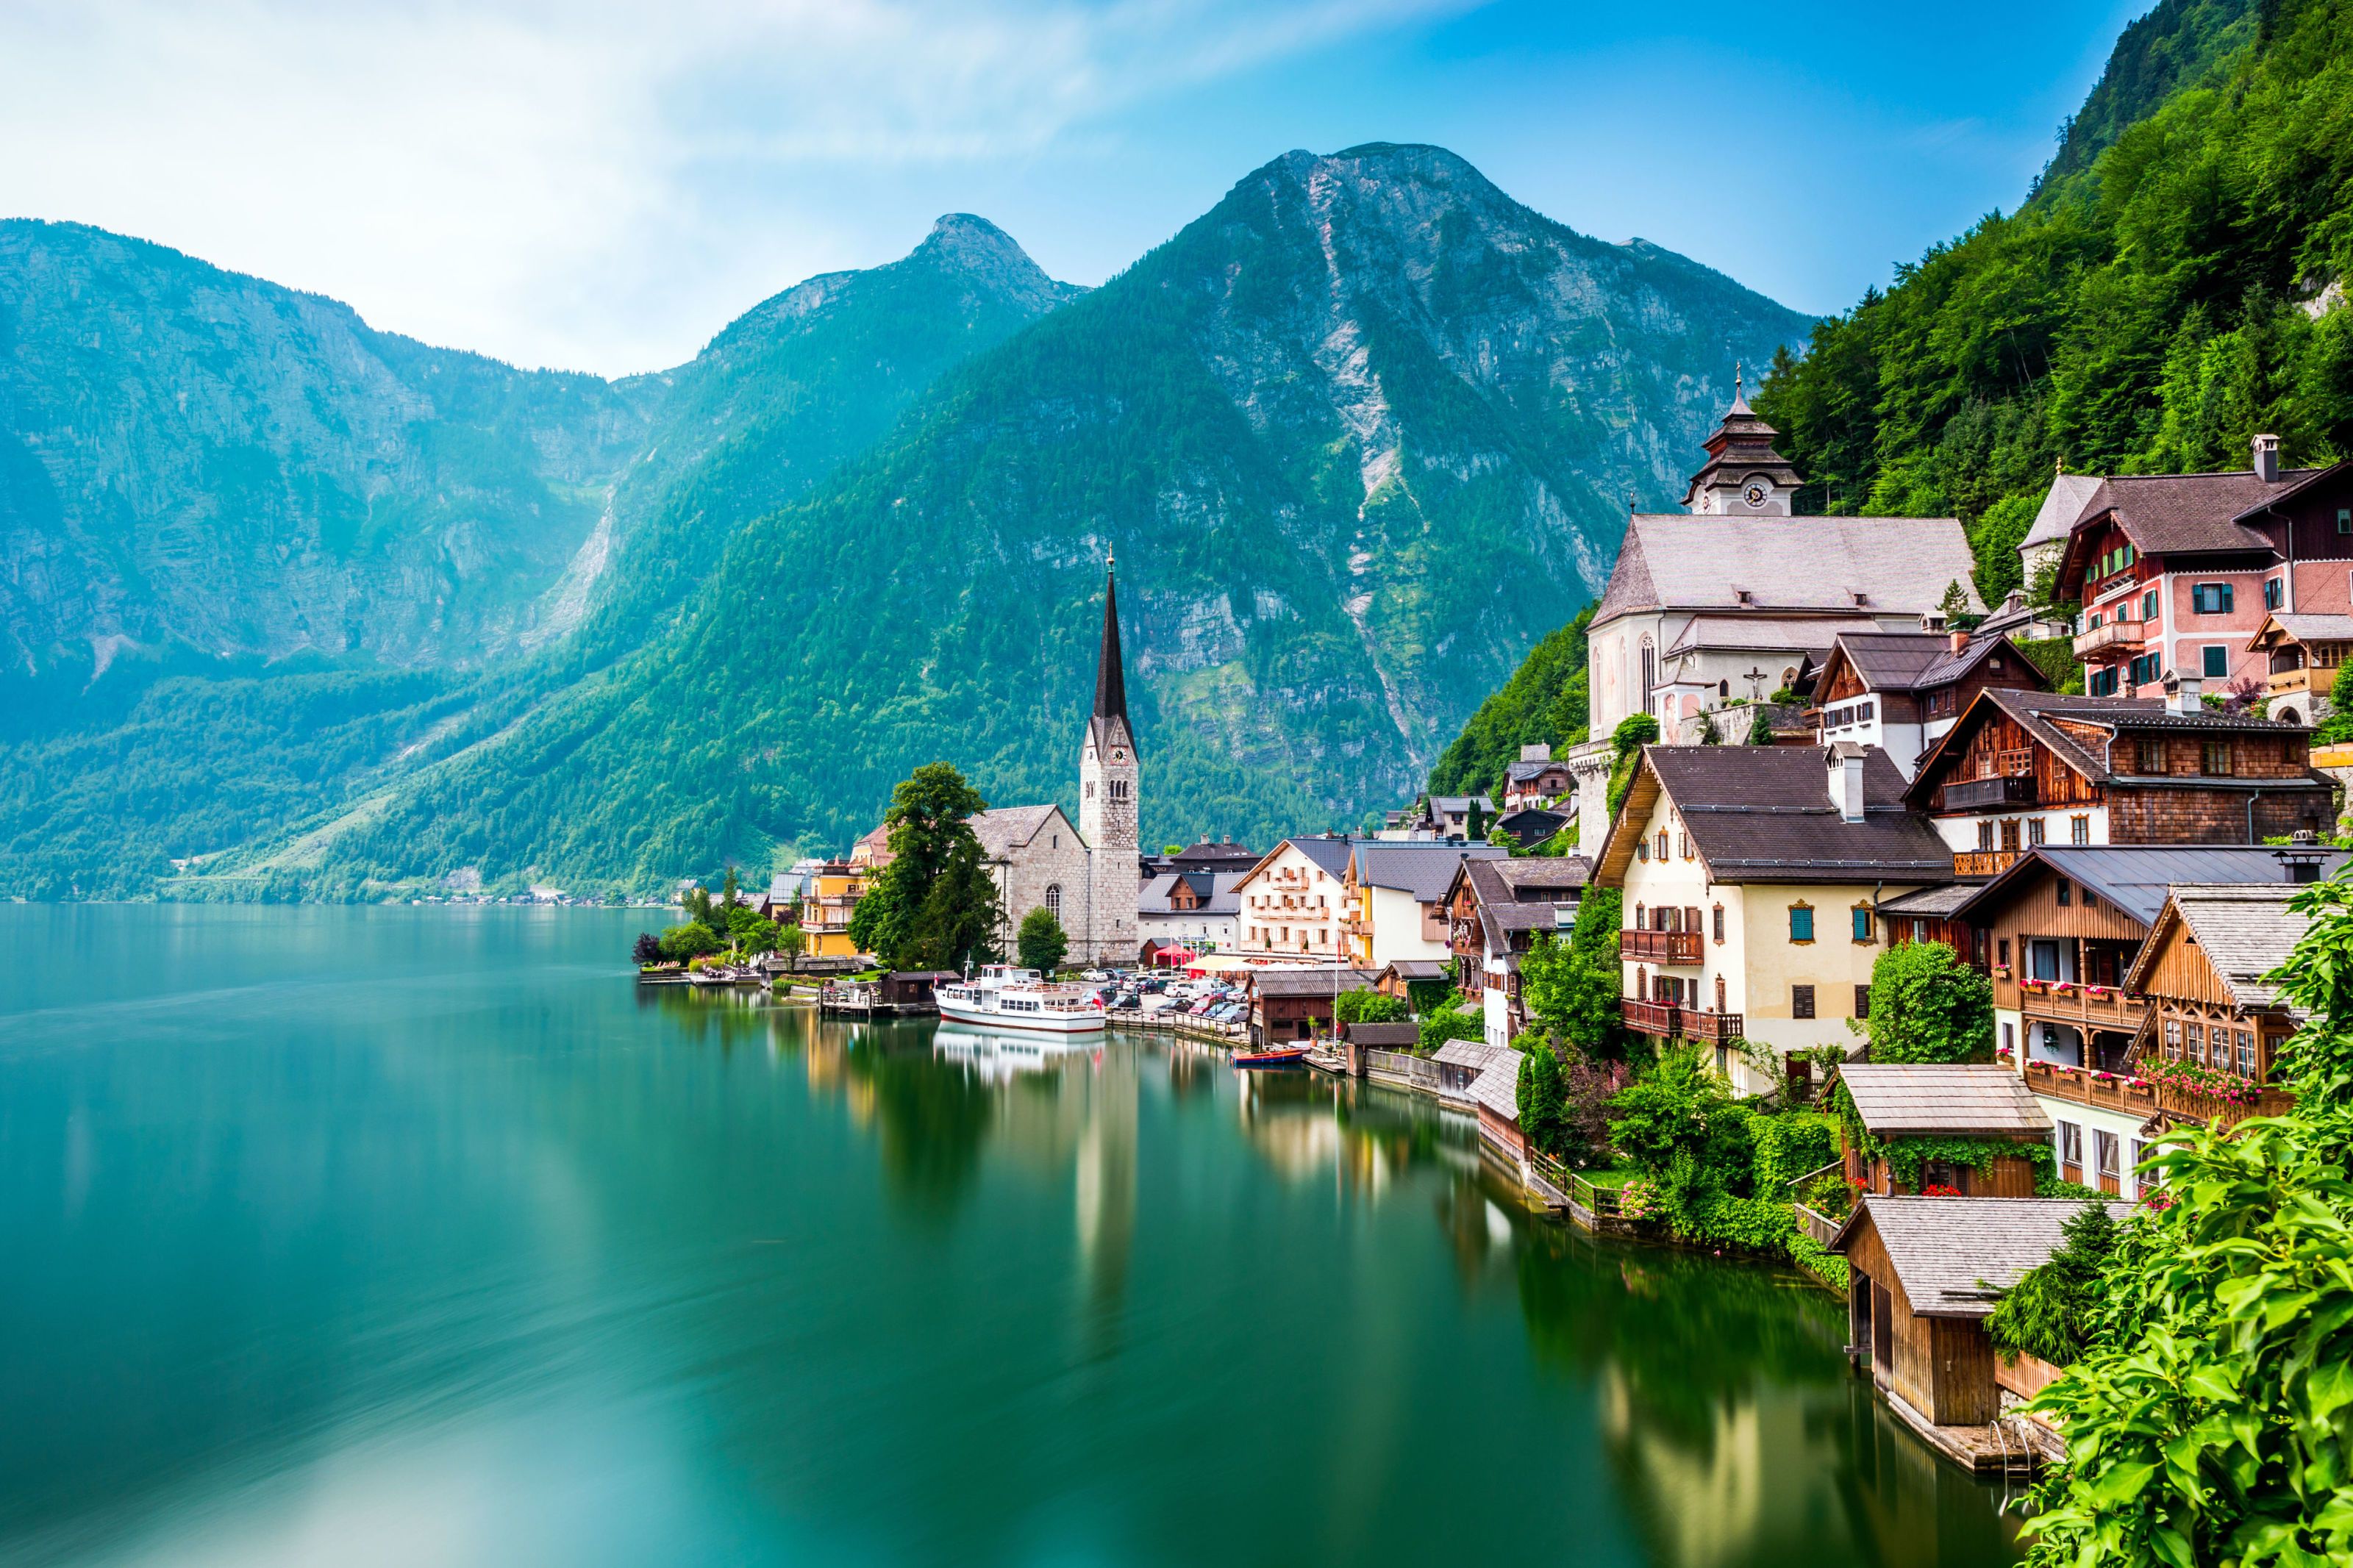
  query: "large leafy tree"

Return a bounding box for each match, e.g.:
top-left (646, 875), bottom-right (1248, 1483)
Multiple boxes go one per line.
top-left (1015, 906), bottom-right (1069, 973)
top-left (1522, 889), bottom-right (1628, 1058)
top-left (1860, 941), bottom-right (1994, 1063)
top-left (2023, 875), bottom-right (2353, 1566)
top-left (849, 763), bottom-right (1001, 970)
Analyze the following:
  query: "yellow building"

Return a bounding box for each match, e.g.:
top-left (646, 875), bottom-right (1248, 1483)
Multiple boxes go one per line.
top-left (1599, 743), bottom-right (1956, 1096)
top-left (801, 862), bottom-right (870, 959)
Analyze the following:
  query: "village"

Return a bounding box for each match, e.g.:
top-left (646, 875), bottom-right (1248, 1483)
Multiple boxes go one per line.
top-left (638, 393), bottom-right (2353, 1481)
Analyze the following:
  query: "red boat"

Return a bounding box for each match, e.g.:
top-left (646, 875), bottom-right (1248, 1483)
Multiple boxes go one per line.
top-left (1233, 1046), bottom-right (1310, 1068)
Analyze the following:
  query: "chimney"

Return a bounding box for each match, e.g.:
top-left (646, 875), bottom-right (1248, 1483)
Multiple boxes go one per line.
top-left (1828, 744), bottom-right (1867, 823)
top-left (1949, 626), bottom-right (1971, 656)
top-left (2163, 671), bottom-right (2204, 716)
top-left (2254, 433), bottom-right (2281, 484)
top-left (2278, 830), bottom-right (2327, 885)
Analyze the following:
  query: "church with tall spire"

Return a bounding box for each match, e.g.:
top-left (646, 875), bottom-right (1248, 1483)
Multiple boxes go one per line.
top-left (882, 554), bottom-right (1140, 964)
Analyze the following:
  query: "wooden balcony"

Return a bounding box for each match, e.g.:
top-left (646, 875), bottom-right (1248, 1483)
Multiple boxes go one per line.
top-left (1621, 998), bottom-right (1682, 1037)
top-left (1942, 774), bottom-right (2037, 811)
top-left (1678, 1009), bottom-right (1745, 1042)
top-left (2268, 665), bottom-right (2337, 700)
top-left (2073, 620), bottom-right (2136, 656)
top-left (2024, 1058), bottom-right (2296, 1130)
top-left (1622, 928), bottom-right (1702, 964)
top-left (1954, 850), bottom-right (2017, 878)
top-left (2005, 977), bottom-right (2141, 1028)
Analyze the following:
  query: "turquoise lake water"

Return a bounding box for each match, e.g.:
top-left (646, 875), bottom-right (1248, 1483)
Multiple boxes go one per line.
top-left (0, 906), bottom-right (2023, 1566)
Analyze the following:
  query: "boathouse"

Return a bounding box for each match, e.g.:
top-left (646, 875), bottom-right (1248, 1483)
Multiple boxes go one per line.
top-left (1837, 1064), bottom-right (2051, 1197)
top-left (1834, 1197), bottom-right (2127, 1428)
top-left (1246, 967), bottom-right (1378, 1045)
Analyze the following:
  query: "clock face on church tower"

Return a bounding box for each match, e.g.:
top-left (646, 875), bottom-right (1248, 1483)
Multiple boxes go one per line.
top-left (1741, 479), bottom-right (1771, 509)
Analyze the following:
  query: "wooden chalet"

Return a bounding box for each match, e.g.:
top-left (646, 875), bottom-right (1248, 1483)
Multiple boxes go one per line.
top-left (2122, 884), bottom-right (2311, 1131)
top-left (1835, 1198), bottom-right (2129, 1431)
top-left (1837, 1065), bottom-right (2051, 1197)
top-left (2246, 613), bottom-right (2353, 728)
top-left (1904, 687), bottom-right (2332, 876)
top-left (1809, 626), bottom-right (2049, 778)
top-left (1246, 967), bottom-right (1379, 1045)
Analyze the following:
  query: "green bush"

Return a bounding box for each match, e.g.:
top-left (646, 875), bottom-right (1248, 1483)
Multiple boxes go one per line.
top-left (1862, 941), bottom-right (1994, 1063)
top-left (1418, 999), bottom-right (1485, 1055)
top-left (1335, 987), bottom-right (1410, 1025)
top-left (1988, 1200), bottom-right (2120, 1366)
top-left (659, 922), bottom-right (721, 961)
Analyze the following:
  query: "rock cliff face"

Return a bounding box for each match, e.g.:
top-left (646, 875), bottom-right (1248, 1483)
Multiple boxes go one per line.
top-left (307, 144), bottom-right (1811, 888)
top-left (0, 220), bottom-right (650, 692)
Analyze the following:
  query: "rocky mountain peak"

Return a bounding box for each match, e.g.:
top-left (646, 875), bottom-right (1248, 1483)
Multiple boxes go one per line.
top-left (907, 212), bottom-right (1074, 309)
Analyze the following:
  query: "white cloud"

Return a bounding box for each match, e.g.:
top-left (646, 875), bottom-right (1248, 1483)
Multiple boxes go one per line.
top-left (0, 0), bottom-right (1464, 375)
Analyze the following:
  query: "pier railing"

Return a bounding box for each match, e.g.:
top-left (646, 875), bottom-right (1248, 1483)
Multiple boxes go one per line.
top-left (1529, 1148), bottom-right (1622, 1220)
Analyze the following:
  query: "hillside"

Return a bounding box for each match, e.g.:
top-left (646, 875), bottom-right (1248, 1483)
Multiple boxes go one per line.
top-left (281, 143), bottom-right (1811, 892)
top-left (0, 218), bottom-right (1082, 897)
top-left (1752, 0), bottom-right (2353, 604)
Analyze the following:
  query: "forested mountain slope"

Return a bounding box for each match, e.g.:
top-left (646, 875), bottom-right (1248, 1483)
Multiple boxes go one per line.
top-left (292, 143), bottom-right (1810, 892)
top-left (1754, 0), bottom-right (2353, 603)
top-left (0, 218), bottom-right (1081, 897)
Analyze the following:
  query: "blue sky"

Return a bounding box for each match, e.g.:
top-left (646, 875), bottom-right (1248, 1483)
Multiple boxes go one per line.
top-left (1, 0), bottom-right (2146, 377)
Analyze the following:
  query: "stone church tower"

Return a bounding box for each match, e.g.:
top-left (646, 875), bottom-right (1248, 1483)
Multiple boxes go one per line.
top-left (1077, 555), bottom-right (1140, 964)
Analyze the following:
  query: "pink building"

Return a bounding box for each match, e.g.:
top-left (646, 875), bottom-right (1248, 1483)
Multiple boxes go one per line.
top-left (2054, 438), bottom-right (2353, 705)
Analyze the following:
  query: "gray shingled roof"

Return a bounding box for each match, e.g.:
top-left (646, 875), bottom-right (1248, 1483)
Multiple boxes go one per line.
top-left (1838, 1064), bottom-right (2054, 1136)
top-left (1138, 870), bottom-right (1246, 917)
top-left (1343, 1022), bottom-right (1422, 1048)
top-left (1353, 842), bottom-right (1508, 903)
top-left (1827, 630), bottom-right (2047, 695)
top-left (969, 804), bottom-right (1066, 857)
top-left (2020, 472), bottom-right (2107, 551)
top-left (1952, 846), bottom-right (2345, 928)
top-left (2137, 884), bottom-right (2314, 1009)
top-left (1250, 967), bottom-right (1380, 998)
top-left (1663, 615), bottom-right (1874, 656)
top-left (1643, 745), bottom-right (1955, 884)
top-left (1288, 837), bottom-right (1365, 878)
top-left (2088, 468), bottom-right (2315, 555)
top-left (1378, 959), bottom-right (1451, 981)
top-left (1835, 1198), bottom-right (2132, 1317)
top-left (1593, 514), bottom-right (1979, 627)
top-left (2258, 613), bottom-right (2353, 644)
top-left (1432, 1039), bottom-right (1517, 1072)
top-left (1876, 882), bottom-right (1982, 917)
top-left (1463, 1046), bottom-right (1525, 1121)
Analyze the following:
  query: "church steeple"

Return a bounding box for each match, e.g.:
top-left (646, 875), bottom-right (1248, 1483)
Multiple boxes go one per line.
top-left (1091, 548), bottom-right (1129, 732)
top-left (1683, 365), bottom-right (1803, 515)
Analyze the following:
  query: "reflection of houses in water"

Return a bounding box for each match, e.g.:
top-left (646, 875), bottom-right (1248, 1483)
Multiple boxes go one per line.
top-left (1234, 1071), bottom-right (1466, 1201)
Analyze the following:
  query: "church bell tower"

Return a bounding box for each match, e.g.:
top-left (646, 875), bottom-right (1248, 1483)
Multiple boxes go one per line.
top-left (1079, 552), bottom-right (1140, 964)
top-left (1683, 368), bottom-right (1802, 516)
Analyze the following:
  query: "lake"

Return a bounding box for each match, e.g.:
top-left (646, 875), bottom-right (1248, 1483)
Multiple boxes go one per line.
top-left (0, 906), bottom-right (2023, 1567)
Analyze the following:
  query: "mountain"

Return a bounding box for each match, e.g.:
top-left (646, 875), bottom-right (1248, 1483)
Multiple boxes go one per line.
top-left (1752, 0), bottom-right (2352, 606)
top-left (0, 217), bottom-right (1081, 897)
top-left (1424, 606), bottom-right (1593, 803)
top-left (289, 143), bottom-right (1813, 893)
top-left (0, 220), bottom-right (653, 726)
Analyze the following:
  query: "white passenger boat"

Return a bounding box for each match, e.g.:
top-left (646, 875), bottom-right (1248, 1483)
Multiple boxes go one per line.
top-left (935, 964), bottom-right (1106, 1034)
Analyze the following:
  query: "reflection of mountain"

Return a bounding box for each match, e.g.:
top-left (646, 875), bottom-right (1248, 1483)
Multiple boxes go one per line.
top-left (1509, 1225), bottom-right (2021, 1567)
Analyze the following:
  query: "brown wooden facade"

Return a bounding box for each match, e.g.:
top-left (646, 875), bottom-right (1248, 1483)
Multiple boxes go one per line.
top-left (1810, 634), bottom-right (2045, 731)
top-left (1843, 1138), bottom-right (2040, 1199)
top-left (1982, 863), bottom-right (2152, 1074)
top-left (2128, 913), bottom-right (2298, 1129)
top-left (1842, 1214), bottom-right (2002, 1426)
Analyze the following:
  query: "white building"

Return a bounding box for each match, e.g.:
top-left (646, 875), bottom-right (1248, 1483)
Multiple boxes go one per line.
top-left (1138, 870), bottom-right (1243, 953)
top-left (1340, 841), bottom-right (1507, 971)
top-left (1232, 837), bottom-right (1361, 959)
top-left (1568, 388), bottom-right (1983, 856)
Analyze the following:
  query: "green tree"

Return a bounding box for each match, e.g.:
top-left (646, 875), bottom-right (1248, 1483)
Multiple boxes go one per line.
top-left (1988, 1200), bottom-right (2121, 1366)
top-left (1419, 998), bottom-right (1485, 1055)
top-left (2022, 873), bottom-right (2353, 1566)
top-left (658, 922), bottom-right (721, 961)
top-left (1515, 1033), bottom-right (1567, 1157)
top-left (720, 866), bottom-right (740, 909)
top-left (1016, 906), bottom-right (1070, 973)
top-left (851, 762), bottom-right (995, 967)
top-left (1335, 987), bottom-right (1409, 1025)
top-left (1604, 713), bottom-right (1660, 816)
top-left (774, 924), bottom-right (808, 969)
top-left (1607, 1045), bottom-right (1756, 1235)
top-left (1860, 942), bottom-right (1994, 1063)
top-left (1523, 890), bottom-right (1628, 1058)
top-left (1465, 799), bottom-right (1486, 842)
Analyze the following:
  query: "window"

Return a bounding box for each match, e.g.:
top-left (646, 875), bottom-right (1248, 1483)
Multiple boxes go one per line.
top-left (1998, 937), bottom-right (2012, 968)
top-left (2001, 818), bottom-right (2022, 852)
top-left (2237, 1028), bottom-right (2256, 1075)
top-left (1854, 984), bottom-right (1871, 1020)
top-left (2088, 666), bottom-right (2119, 697)
top-left (2002, 1022), bottom-right (2015, 1056)
top-left (2191, 583), bottom-right (2234, 615)
top-left (2202, 741), bottom-right (2235, 776)
top-left (2136, 737), bottom-right (2166, 773)
top-left (1789, 903), bottom-right (1815, 943)
top-left (2131, 1139), bottom-right (2151, 1192)
top-left (2165, 1018), bottom-right (2182, 1056)
top-left (1679, 832), bottom-right (1693, 860)
top-left (1654, 829), bottom-right (1670, 861)
top-left (2185, 1022), bottom-right (2204, 1062)
top-left (1044, 884), bottom-right (1062, 917)
top-left (1977, 820), bottom-right (1996, 851)
top-left (1636, 839), bottom-right (1649, 862)
top-left (2340, 507), bottom-right (2351, 536)
top-left (2056, 878), bottom-right (2072, 906)
top-left (2142, 589), bottom-right (2160, 620)
top-left (2071, 815), bottom-right (2091, 845)
top-left (1852, 906), bottom-right (1874, 942)
top-left (2096, 1130), bottom-right (2120, 1182)
top-left (1712, 904), bottom-right (1724, 942)
top-left (2057, 1121), bottom-right (2082, 1168)
top-left (1792, 984), bottom-right (1815, 1019)
top-left (2082, 887), bottom-right (2098, 911)
top-left (2027, 817), bottom-right (2046, 846)
top-left (2266, 577), bottom-right (2284, 610)
top-left (2203, 645), bottom-right (2229, 679)
top-left (1634, 903), bottom-right (1644, 928)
